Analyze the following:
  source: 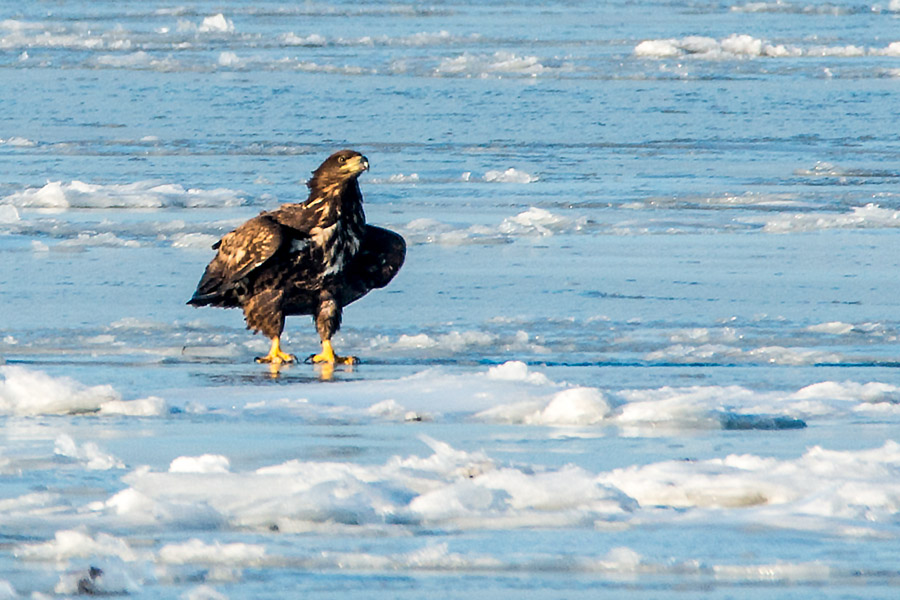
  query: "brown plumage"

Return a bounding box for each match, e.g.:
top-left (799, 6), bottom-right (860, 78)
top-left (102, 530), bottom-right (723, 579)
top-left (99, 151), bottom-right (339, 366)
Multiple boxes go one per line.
top-left (188, 150), bottom-right (405, 365)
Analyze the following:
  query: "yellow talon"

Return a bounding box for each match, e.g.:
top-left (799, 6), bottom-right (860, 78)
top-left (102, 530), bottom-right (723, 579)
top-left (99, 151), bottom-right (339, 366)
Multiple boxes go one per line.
top-left (308, 339), bottom-right (357, 365)
top-left (255, 337), bottom-right (296, 365)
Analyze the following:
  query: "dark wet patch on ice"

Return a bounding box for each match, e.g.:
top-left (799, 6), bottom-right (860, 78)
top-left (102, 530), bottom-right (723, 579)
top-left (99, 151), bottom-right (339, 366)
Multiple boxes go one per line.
top-left (720, 413), bottom-right (807, 430)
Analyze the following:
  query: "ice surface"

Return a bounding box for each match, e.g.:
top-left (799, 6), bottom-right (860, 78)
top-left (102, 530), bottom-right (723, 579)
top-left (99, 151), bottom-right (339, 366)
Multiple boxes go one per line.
top-left (4, 1), bottom-right (900, 597)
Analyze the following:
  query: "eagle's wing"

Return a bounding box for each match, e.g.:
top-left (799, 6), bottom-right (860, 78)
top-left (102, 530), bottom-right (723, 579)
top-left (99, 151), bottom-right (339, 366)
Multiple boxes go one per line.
top-left (189, 214), bottom-right (298, 306)
top-left (337, 225), bottom-right (406, 307)
top-left (214, 215), bottom-right (285, 284)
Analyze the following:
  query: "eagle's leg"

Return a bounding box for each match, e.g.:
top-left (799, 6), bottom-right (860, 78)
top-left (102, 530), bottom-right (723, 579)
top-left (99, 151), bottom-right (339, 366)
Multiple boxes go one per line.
top-left (309, 292), bottom-right (357, 365)
top-left (245, 289), bottom-right (296, 364)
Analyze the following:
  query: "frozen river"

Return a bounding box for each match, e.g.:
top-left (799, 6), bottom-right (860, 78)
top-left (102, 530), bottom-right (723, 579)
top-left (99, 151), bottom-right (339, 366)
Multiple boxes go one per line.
top-left (2, 1), bottom-right (900, 597)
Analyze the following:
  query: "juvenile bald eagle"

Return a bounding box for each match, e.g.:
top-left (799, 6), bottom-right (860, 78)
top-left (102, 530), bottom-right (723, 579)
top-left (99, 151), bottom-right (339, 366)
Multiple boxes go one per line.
top-left (188, 150), bottom-right (405, 365)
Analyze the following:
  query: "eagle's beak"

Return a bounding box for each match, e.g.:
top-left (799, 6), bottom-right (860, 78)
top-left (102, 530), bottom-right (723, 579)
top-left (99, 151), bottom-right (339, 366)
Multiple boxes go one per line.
top-left (359, 156), bottom-right (369, 172)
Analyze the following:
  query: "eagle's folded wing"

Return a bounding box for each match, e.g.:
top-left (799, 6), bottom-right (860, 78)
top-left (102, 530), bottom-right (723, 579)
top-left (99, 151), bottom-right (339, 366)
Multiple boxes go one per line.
top-left (189, 215), bottom-right (291, 305)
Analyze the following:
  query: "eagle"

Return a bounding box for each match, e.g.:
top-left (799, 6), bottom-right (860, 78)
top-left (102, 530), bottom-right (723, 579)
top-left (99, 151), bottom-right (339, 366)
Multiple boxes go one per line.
top-left (187, 150), bottom-right (405, 365)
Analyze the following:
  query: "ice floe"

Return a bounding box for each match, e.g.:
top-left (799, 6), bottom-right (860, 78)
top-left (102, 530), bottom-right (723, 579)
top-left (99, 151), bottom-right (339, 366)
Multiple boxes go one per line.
top-left (483, 168), bottom-right (539, 184)
top-left (761, 203), bottom-right (900, 232)
top-left (400, 207), bottom-right (586, 245)
top-left (645, 343), bottom-right (843, 366)
top-left (599, 441), bottom-right (900, 532)
top-left (435, 51), bottom-right (562, 77)
top-left (2, 180), bottom-right (246, 209)
top-left (177, 14), bottom-right (236, 35)
top-left (635, 33), bottom-right (900, 59)
top-left (16, 529), bottom-right (137, 562)
top-left (7, 435), bottom-right (900, 548)
top-left (85, 435), bottom-right (633, 532)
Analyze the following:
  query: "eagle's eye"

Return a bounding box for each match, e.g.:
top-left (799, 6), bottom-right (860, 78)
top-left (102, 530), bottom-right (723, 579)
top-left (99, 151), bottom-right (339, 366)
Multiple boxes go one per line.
top-left (338, 156), bottom-right (346, 164)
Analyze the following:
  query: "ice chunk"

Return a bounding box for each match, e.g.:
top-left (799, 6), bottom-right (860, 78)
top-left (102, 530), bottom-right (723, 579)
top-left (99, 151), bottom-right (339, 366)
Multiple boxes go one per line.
top-left (806, 321), bottom-right (855, 335)
top-left (0, 204), bottom-right (18, 222)
top-left (199, 14), bottom-right (235, 34)
top-left (634, 39), bottom-right (681, 58)
top-left (484, 167), bottom-right (538, 183)
top-left (218, 51), bottom-right (240, 67)
top-left (158, 539), bottom-right (265, 565)
top-left (714, 561), bottom-right (831, 582)
top-left (3, 180), bottom-right (246, 209)
top-left (486, 361), bottom-right (551, 385)
top-left (54, 434), bottom-right (125, 470)
top-left (16, 529), bottom-right (137, 562)
top-left (762, 203), bottom-right (900, 232)
top-left (0, 581), bottom-right (15, 600)
top-left (530, 388), bottom-right (611, 426)
top-left (99, 396), bottom-right (169, 416)
top-left (281, 32), bottom-right (327, 46)
top-left (182, 585), bottom-right (230, 600)
top-left (169, 454), bottom-right (231, 474)
top-left (0, 366), bottom-right (165, 416)
top-left (0, 366), bottom-right (119, 416)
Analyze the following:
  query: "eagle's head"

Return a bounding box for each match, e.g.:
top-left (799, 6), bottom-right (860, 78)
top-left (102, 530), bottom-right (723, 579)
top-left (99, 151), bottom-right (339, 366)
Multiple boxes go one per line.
top-left (308, 149), bottom-right (369, 190)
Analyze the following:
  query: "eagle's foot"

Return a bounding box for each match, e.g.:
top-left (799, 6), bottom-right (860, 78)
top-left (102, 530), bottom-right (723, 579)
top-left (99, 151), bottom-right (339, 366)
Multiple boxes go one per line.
top-left (255, 337), bottom-right (296, 365)
top-left (255, 352), bottom-right (296, 365)
top-left (306, 353), bottom-right (358, 365)
top-left (304, 339), bottom-right (358, 365)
